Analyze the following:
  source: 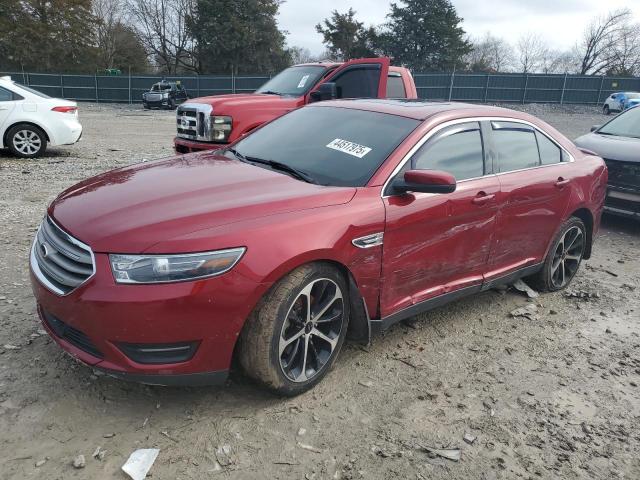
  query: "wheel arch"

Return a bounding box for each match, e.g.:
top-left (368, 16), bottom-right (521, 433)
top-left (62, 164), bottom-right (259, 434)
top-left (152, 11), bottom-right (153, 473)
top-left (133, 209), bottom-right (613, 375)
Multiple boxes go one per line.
top-left (3, 121), bottom-right (51, 147)
top-left (569, 207), bottom-right (594, 259)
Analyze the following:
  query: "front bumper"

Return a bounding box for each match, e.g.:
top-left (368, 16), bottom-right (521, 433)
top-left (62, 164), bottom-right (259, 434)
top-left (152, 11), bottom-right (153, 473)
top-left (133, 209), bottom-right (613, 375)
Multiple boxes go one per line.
top-left (30, 252), bottom-right (266, 386)
top-left (604, 186), bottom-right (640, 219)
top-left (144, 99), bottom-right (171, 109)
top-left (174, 136), bottom-right (227, 154)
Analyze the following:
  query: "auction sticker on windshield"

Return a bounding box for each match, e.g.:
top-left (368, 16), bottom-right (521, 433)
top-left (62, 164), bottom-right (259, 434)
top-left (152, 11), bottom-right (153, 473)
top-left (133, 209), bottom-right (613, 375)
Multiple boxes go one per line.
top-left (297, 75), bottom-right (310, 89)
top-left (326, 138), bottom-right (372, 158)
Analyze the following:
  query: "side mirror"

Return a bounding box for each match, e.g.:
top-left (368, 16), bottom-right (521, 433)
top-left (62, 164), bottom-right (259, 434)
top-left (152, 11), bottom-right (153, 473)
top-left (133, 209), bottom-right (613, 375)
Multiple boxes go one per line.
top-left (590, 125), bottom-right (601, 132)
top-left (310, 82), bottom-right (337, 102)
top-left (392, 170), bottom-right (457, 195)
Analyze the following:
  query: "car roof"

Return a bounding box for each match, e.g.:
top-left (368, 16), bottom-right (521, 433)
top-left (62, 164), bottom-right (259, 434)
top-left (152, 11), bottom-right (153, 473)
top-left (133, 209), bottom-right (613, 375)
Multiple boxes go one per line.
top-left (312, 99), bottom-right (531, 121)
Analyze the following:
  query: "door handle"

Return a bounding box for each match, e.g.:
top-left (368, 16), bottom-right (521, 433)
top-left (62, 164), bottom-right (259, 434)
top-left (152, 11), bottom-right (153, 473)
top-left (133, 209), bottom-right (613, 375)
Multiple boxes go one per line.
top-left (555, 177), bottom-right (570, 188)
top-left (472, 192), bottom-right (495, 205)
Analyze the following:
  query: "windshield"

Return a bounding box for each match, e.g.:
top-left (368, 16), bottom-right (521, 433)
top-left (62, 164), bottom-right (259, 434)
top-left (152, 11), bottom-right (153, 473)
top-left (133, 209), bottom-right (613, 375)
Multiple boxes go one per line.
top-left (255, 66), bottom-right (327, 96)
top-left (14, 83), bottom-right (51, 99)
top-left (598, 106), bottom-right (640, 138)
top-left (226, 106), bottom-right (420, 187)
top-left (626, 93), bottom-right (640, 99)
top-left (152, 84), bottom-right (171, 92)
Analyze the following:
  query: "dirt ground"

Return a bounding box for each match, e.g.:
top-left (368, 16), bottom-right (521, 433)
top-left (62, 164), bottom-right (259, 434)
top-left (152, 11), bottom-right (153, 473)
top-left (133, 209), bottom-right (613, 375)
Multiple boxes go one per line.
top-left (1, 103), bottom-right (639, 480)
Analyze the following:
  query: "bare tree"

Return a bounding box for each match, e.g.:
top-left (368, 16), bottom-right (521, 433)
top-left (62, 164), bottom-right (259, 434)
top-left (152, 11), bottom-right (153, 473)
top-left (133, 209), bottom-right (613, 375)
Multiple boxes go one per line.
top-left (608, 22), bottom-right (640, 76)
top-left (465, 33), bottom-right (514, 72)
top-left (541, 50), bottom-right (579, 74)
top-left (287, 46), bottom-right (323, 65)
top-left (516, 33), bottom-right (548, 73)
top-left (127, 0), bottom-right (196, 74)
top-left (576, 9), bottom-right (631, 75)
top-left (94, 0), bottom-right (124, 68)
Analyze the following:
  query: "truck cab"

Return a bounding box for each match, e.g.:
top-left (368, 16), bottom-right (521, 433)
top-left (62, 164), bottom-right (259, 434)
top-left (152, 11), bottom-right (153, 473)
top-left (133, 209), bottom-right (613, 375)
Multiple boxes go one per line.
top-left (174, 57), bottom-right (417, 153)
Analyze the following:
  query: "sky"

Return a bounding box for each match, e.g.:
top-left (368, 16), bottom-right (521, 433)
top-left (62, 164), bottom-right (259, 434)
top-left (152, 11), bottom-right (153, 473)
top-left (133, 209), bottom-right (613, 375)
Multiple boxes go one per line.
top-left (278, 0), bottom-right (640, 54)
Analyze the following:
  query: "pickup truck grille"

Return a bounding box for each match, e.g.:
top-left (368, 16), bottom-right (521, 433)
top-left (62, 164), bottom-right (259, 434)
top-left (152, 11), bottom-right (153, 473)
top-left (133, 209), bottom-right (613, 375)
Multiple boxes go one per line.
top-left (145, 93), bottom-right (163, 102)
top-left (176, 103), bottom-right (213, 141)
top-left (604, 158), bottom-right (640, 191)
top-left (31, 216), bottom-right (95, 295)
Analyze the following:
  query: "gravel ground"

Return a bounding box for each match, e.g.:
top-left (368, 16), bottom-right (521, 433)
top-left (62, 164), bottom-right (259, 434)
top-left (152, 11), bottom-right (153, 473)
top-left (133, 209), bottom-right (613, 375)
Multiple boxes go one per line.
top-left (1, 103), bottom-right (639, 480)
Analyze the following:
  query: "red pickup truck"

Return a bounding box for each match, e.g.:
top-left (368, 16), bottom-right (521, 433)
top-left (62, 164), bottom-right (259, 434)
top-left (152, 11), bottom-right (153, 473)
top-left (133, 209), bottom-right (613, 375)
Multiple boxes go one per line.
top-left (174, 57), bottom-right (417, 153)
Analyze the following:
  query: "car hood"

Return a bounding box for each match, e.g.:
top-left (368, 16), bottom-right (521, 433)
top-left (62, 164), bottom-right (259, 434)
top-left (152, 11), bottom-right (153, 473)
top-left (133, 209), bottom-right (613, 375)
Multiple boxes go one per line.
top-left (574, 133), bottom-right (640, 163)
top-left (184, 93), bottom-right (299, 112)
top-left (49, 153), bottom-right (356, 253)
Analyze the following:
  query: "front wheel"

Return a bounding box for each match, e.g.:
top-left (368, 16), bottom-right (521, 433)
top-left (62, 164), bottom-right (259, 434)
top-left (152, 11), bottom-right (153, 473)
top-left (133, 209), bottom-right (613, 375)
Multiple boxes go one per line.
top-left (238, 263), bottom-right (350, 396)
top-left (6, 124), bottom-right (47, 158)
top-left (529, 217), bottom-right (586, 292)
top-left (603, 105), bottom-right (610, 115)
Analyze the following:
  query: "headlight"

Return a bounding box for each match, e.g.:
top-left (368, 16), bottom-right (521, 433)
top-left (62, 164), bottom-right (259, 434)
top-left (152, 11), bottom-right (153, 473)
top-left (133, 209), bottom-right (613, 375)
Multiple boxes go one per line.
top-left (212, 115), bottom-right (232, 142)
top-left (109, 248), bottom-right (245, 284)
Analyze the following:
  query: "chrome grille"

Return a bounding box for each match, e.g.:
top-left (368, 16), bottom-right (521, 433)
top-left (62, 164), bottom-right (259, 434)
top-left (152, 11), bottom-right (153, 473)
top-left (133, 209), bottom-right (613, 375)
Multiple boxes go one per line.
top-left (176, 103), bottom-right (213, 141)
top-left (31, 216), bottom-right (95, 295)
top-left (145, 93), bottom-right (163, 102)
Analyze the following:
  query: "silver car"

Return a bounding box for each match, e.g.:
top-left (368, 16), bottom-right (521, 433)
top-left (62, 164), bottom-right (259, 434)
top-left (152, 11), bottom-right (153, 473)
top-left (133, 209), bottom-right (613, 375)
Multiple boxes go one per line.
top-left (575, 105), bottom-right (640, 219)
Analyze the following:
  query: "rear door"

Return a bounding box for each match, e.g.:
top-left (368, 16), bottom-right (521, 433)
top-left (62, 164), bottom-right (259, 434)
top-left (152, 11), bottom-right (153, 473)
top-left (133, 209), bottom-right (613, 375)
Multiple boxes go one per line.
top-left (381, 121), bottom-right (499, 317)
top-left (486, 120), bottom-right (573, 281)
top-left (0, 86), bottom-right (17, 131)
top-left (324, 58), bottom-right (390, 99)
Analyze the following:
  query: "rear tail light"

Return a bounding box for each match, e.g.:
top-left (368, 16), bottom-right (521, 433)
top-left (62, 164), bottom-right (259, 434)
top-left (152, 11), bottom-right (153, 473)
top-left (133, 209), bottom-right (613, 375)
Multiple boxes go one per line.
top-left (51, 106), bottom-right (77, 114)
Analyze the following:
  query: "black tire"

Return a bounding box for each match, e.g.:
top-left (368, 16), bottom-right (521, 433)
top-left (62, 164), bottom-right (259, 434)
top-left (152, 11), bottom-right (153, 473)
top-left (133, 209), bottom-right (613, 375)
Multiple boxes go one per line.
top-left (6, 124), bottom-right (47, 158)
top-left (528, 217), bottom-right (586, 292)
top-left (143, 102), bottom-right (149, 110)
top-left (168, 99), bottom-right (176, 110)
top-left (238, 263), bottom-right (350, 396)
top-left (603, 105), bottom-right (610, 115)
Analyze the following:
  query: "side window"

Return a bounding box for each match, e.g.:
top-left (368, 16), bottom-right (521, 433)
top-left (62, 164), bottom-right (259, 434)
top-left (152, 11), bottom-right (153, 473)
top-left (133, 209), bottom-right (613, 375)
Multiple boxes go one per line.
top-left (492, 122), bottom-right (540, 172)
top-left (332, 65), bottom-right (381, 99)
top-left (535, 131), bottom-right (562, 165)
top-left (411, 122), bottom-right (485, 181)
top-left (386, 74), bottom-right (406, 98)
top-left (0, 87), bottom-right (14, 101)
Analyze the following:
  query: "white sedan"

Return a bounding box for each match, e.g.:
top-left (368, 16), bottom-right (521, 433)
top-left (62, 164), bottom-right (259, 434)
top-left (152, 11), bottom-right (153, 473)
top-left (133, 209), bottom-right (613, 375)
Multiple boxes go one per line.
top-left (0, 76), bottom-right (82, 158)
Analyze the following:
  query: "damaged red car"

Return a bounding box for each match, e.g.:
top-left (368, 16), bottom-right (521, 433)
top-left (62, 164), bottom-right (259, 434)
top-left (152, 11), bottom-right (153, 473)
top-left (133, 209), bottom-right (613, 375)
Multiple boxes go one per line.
top-left (30, 100), bottom-right (607, 395)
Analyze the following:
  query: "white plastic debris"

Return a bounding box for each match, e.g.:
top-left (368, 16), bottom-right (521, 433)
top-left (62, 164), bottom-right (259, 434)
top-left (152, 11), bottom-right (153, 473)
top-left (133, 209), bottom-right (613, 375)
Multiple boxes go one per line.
top-left (122, 449), bottom-right (159, 480)
top-left (512, 279), bottom-right (539, 298)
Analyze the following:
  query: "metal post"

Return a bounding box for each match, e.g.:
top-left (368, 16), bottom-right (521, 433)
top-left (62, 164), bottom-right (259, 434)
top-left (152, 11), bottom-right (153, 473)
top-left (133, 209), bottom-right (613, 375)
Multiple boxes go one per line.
top-left (94, 74), bottom-right (99, 103)
top-left (128, 66), bottom-right (132, 104)
top-left (448, 68), bottom-right (455, 101)
top-left (232, 69), bottom-right (236, 94)
top-left (596, 75), bottom-right (605, 104)
top-left (197, 75), bottom-right (200, 97)
top-left (25, 72), bottom-right (30, 87)
top-left (522, 73), bottom-right (529, 104)
top-left (484, 74), bottom-right (490, 103)
top-left (560, 73), bottom-right (568, 105)
top-left (60, 74), bottom-right (64, 99)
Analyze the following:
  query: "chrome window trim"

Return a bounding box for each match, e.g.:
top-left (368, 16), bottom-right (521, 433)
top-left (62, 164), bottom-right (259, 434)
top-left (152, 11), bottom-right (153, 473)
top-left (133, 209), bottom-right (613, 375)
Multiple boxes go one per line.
top-left (381, 116), bottom-right (574, 198)
top-left (30, 216), bottom-right (96, 296)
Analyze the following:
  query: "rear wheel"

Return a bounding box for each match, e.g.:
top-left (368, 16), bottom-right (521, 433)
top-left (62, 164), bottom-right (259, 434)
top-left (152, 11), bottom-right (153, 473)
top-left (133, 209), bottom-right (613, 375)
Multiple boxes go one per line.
top-left (603, 105), bottom-right (610, 115)
top-left (6, 124), bottom-right (47, 158)
top-left (529, 217), bottom-right (586, 292)
top-left (238, 263), bottom-right (349, 396)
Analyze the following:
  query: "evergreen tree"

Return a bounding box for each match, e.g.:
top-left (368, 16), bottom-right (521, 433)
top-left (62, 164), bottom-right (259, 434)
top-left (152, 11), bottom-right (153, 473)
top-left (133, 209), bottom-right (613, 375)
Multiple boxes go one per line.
top-left (381, 0), bottom-right (471, 71)
top-left (315, 9), bottom-right (379, 61)
top-left (190, 0), bottom-right (290, 74)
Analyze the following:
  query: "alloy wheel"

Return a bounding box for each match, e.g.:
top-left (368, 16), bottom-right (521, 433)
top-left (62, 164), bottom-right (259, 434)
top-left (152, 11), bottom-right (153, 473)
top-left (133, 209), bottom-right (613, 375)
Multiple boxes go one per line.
top-left (279, 278), bottom-right (344, 383)
top-left (550, 226), bottom-right (584, 289)
top-left (12, 129), bottom-right (42, 156)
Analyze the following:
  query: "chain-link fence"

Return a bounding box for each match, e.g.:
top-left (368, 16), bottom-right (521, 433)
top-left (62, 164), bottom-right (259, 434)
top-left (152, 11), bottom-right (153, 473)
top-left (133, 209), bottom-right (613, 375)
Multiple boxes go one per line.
top-left (2, 70), bottom-right (639, 105)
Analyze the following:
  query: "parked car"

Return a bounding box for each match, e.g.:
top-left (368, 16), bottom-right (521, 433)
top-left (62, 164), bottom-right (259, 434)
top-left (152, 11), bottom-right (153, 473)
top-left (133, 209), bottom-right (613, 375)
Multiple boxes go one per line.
top-left (174, 57), bottom-right (417, 154)
top-left (142, 81), bottom-right (188, 110)
top-left (575, 105), bottom-right (640, 219)
top-left (0, 76), bottom-right (82, 158)
top-left (30, 101), bottom-right (607, 395)
top-left (603, 91), bottom-right (640, 115)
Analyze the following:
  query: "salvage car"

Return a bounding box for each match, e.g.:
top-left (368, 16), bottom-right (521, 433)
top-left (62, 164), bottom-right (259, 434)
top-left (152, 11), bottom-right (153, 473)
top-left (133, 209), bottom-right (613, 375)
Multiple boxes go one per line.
top-left (603, 91), bottom-right (640, 115)
top-left (174, 57), bottom-right (417, 153)
top-left (142, 81), bottom-right (188, 110)
top-left (575, 105), bottom-right (640, 219)
top-left (30, 100), bottom-right (607, 395)
top-left (0, 76), bottom-right (82, 158)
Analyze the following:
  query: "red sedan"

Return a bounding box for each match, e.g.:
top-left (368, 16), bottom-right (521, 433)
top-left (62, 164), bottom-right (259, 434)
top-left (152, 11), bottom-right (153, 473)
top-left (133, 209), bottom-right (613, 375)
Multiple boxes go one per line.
top-left (30, 100), bottom-right (608, 395)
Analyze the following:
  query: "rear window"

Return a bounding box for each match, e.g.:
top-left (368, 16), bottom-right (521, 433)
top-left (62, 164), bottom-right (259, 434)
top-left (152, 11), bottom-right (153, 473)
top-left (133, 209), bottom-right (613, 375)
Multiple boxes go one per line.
top-left (535, 131), bottom-right (562, 165)
top-left (0, 87), bottom-right (13, 101)
top-left (386, 74), bottom-right (407, 98)
top-left (228, 106), bottom-right (420, 187)
top-left (492, 121), bottom-right (540, 172)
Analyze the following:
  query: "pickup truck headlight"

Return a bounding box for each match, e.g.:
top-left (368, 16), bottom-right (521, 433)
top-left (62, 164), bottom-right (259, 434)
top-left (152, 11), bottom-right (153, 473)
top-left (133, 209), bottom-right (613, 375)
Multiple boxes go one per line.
top-left (109, 248), bottom-right (245, 284)
top-left (212, 116), bottom-right (232, 142)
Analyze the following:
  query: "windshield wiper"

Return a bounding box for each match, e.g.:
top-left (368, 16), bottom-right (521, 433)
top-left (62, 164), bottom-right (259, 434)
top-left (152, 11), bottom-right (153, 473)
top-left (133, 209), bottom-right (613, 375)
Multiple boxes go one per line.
top-left (225, 148), bottom-right (317, 184)
top-left (257, 90), bottom-right (282, 96)
top-left (596, 131), bottom-right (617, 136)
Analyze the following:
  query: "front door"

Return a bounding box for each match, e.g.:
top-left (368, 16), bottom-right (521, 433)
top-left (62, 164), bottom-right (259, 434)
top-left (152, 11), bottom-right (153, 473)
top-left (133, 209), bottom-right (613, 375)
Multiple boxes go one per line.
top-left (381, 121), bottom-right (499, 317)
top-left (486, 120), bottom-right (573, 281)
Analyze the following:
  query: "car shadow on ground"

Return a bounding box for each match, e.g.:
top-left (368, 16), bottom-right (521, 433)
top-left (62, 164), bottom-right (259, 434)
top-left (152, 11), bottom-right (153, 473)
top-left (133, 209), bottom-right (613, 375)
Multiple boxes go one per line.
top-left (600, 213), bottom-right (640, 235)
